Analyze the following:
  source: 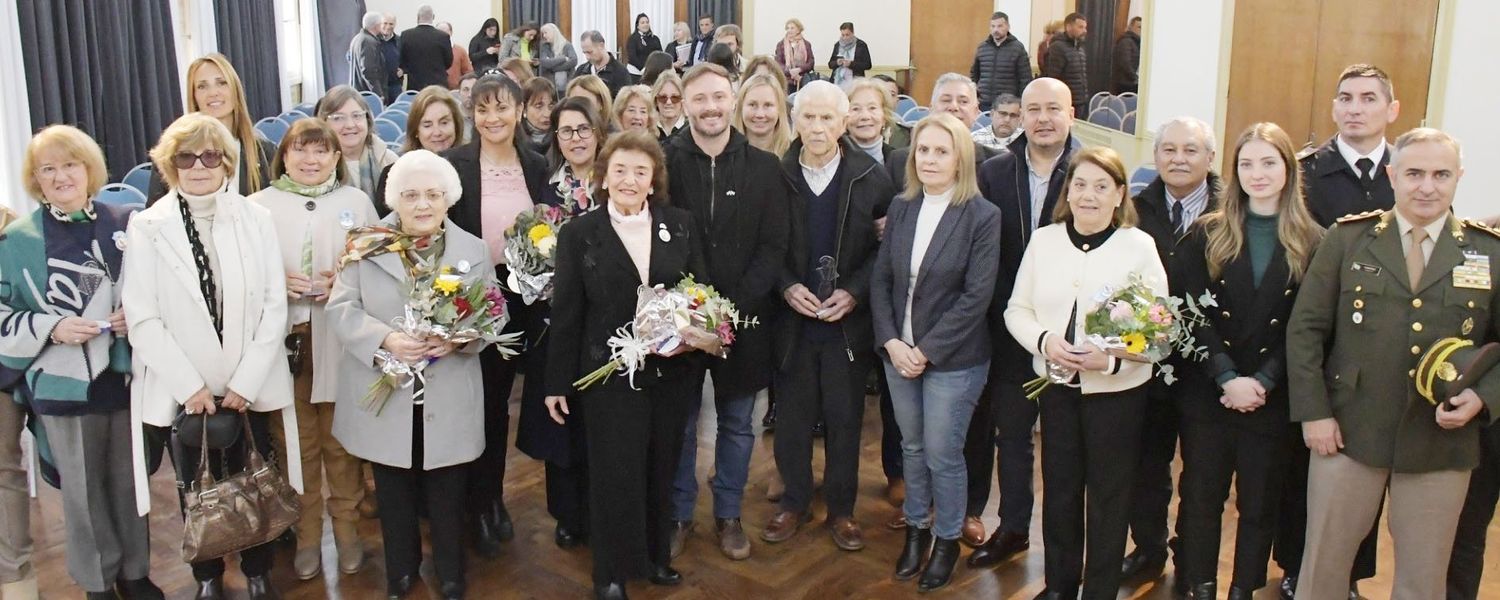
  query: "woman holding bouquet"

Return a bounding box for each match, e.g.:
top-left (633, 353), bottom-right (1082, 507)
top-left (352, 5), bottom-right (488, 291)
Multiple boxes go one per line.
top-left (514, 95), bottom-right (605, 548)
top-left (1008, 146), bottom-right (1170, 600)
top-left (327, 150), bottom-right (488, 600)
top-left (1003, 145), bottom-right (1166, 599)
top-left (870, 114), bottom-right (1001, 592)
top-left (544, 131), bottom-right (711, 600)
top-left (1173, 123), bottom-right (1323, 600)
top-left (248, 118), bottom-right (379, 580)
top-left (443, 74), bottom-right (553, 556)
top-left (123, 113), bottom-right (301, 600)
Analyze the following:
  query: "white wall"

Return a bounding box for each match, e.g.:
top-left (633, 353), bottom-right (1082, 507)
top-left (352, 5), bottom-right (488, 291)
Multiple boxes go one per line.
top-left (1428, 0), bottom-right (1498, 217)
top-left (362, 0), bottom-right (497, 44)
top-left (748, 0), bottom-right (910, 66)
top-left (995, 0), bottom-right (1032, 50)
top-left (1139, 0), bottom-right (1229, 138)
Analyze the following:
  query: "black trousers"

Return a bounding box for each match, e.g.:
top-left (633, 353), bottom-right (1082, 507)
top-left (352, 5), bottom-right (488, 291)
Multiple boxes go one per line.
top-left (1040, 384), bottom-right (1148, 599)
top-left (1178, 417), bottom-right (1290, 590)
top-left (1274, 427), bottom-right (1378, 581)
top-left (174, 411), bottom-right (275, 581)
top-left (1447, 423), bottom-right (1500, 600)
top-left (1128, 384), bottom-right (1181, 555)
top-left (469, 343), bottom-right (517, 514)
top-left (372, 404), bottom-right (468, 589)
top-left (971, 370), bottom-right (1040, 534)
top-left (964, 375), bottom-right (995, 518)
top-left (584, 381), bottom-right (691, 586)
top-left (774, 338), bottom-right (873, 517)
top-left (877, 362), bottom-right (903, 481)
top-left (545, 418), bottom-right (591, 534)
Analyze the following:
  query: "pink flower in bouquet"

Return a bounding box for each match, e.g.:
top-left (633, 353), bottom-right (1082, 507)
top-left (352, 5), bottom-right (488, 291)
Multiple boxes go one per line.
top-left (1148, 304), bottom-right (1173, 326)
top-left (716, 321), bottom-right (735, 345)
top-left (488, 300), bottom-right (505, 317)
top-left (1109, 301), bottom-right (1134, 322)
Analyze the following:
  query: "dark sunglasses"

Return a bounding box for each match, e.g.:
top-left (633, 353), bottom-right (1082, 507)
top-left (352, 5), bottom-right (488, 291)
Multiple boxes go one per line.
top-left (171, 150), bottom-right (225, 170)
top-left (656, 94), bottom-right (683, 105)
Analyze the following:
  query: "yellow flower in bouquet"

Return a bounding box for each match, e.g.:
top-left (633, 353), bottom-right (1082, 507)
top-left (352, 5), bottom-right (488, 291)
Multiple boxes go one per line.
top-left (528, 223), bottom-right (554, 245)
top-left (1123, 332), bottom-right (1148, 354)
top-left (433, 267), bottom-right (463, 296)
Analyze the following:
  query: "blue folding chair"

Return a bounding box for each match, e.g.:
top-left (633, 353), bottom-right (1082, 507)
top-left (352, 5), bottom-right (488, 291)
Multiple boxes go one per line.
top-left (382, 108), bottom-right (409, 125)
top-left (96, 183), bottom-right (146, 208)
top-left (386, 100), bottom-right (411, 113)
top-left (895, 95), bottom-right (917, 118)
top-left (1089, 91), bottom-right (1111, 115)
top-left (901, 106), bottom-right (930, 124)
top-left (359, 91), bottom-right (385, 115)
top-left (1119, 92), bottom-right (1138, 114)
top-left (399, 89), bottom-right (419, 101)
top-left (1103, 96), bottom-right (1128, 121)
top-left (121, 162), bottom-right (154, 196)
top-left (1087, 107), bottom-right (1122, 130)
top-left (1129, 165), bottom-right (1158, 196)
top-left (374, 118), bottom-right (403, 144)
top-left (254, 117), bottom-right (290, 144)
top-left (292, 102), bottom-right (316, 116)
top-left (280, 111), bottom-right (308, 123)
top-left (1122, 111), bottom-right (1137, 134)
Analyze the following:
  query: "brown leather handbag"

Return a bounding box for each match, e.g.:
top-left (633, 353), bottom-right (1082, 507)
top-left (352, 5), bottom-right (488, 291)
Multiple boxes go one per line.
top-left (181, 413), bottom-right (301, 562)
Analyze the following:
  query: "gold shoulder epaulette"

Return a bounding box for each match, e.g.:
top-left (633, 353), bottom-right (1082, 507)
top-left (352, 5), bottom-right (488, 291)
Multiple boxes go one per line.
top-left (1335, 209), bottom-right (1385, 224)
top-left (1462, 218), bottom-right (1500, 239)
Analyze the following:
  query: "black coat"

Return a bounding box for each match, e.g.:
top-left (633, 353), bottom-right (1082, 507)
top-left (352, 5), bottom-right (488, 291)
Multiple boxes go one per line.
top-left (665, 129), bottom-right (791, 394)
top-left (469, 19), bottom-right (501, 73)
top-left (442, 140), bottom-right (552, 241)
top-left (1175, 222), bottom-right (1299, 433)
top-left (626, 31), bottom-right (663, 71)
top-left (544, 204), bottom-right (706, 397)
top-left (1043, 33), bottom-right (1088, 106)
top-left (399, 24), bottom-right (454, 91)
top-left (145, 137), bottom-right (276, 206)
top-left (977, 133), bottom-right (1077, 382)
top-left (826, 38), bottom-right (872, 77)
top-left (573, 54), bottom-right (633, 97)
top-left (774, 139), bottom-right (893, 368)
top-left (970, 34), bottom-right (1033, 106)
top-left (1299, 137), bottom-right (1395, 228)
top-left (1111, 31), bottom-right (1141, 92)
top-left (1133, 174), bottom-right (1223, 399)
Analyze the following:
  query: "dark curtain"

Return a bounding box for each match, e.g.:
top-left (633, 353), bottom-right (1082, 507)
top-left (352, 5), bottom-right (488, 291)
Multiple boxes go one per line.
top-left (689, 0), bottom-right (737, 26)
top-left (18, 0), bottom-right (182, 179)
top-left (1078, 0), bottom-right (1118, 100)
top-left (214, 0), bottom-right (282, 120)
top-left (319, 0), bottom-right (368, 95)
top-left (507, 0), bottom-right (557, 30)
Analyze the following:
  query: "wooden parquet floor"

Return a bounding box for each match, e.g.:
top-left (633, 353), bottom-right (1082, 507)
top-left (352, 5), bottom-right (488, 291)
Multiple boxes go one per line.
top-left (23, 380), bottom-right (1500, 599)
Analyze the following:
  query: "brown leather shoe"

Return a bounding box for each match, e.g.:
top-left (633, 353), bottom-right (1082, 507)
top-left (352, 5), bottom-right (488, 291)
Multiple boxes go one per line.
top-left (961, 516), bottom-right (986, 548)
top-left (766, 473), bottom-right (785, 503)
top-left (760, 510), bottom-right (810, 543)
top-left (885, 478), bottom-right (905, 507)
top-left (886, 513), bottom-right (908, 530)
top-left (716, 518), bottom-right (752, 560)
top-left (828, 517), bottom-right (865, 551)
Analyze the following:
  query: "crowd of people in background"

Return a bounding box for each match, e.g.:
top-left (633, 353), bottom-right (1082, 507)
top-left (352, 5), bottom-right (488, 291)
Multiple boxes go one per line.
top-left (4, 5), bottom-right (1500, 600)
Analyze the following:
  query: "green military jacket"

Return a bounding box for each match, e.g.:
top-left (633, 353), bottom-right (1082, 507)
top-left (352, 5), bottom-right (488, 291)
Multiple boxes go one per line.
top-left (1288, 210), bottom-right (1500, 473)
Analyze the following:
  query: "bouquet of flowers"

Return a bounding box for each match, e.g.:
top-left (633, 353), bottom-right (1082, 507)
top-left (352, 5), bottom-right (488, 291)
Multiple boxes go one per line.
top-left (501, 204), bottom-right (576, 305)
top-left (1023, 272), bottom-right (1212, 400)
top-left (573, 276), bottom-right (758, 390)
top-left (362, 264), bottom-right (523, 415)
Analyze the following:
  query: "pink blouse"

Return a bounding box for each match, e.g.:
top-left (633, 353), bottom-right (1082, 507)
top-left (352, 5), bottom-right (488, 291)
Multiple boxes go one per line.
top-left (479, 159), bottom-right (534, 264)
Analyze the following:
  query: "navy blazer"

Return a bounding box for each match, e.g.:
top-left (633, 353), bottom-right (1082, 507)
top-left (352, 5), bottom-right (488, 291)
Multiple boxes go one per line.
top-left (871, 193), bottom-right (1001, 371)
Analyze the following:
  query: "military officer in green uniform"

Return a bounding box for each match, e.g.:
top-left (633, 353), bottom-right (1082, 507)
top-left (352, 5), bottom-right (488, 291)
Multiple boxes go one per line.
top-left (1285, 127), bottom-right (1500, 599)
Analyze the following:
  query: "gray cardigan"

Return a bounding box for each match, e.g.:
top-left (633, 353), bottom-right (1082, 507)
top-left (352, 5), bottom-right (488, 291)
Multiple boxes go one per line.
top-left (871, 193), bottom-right (1001, 371)
top-left (537, 40), bottom-right (578, 89)
top-left (327, 219), bottom-right (491, 470)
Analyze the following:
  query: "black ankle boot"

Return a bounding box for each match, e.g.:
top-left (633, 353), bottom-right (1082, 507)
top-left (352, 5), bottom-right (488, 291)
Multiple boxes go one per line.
top-left (594, 582), bottom-right (628, 600)
top-left (1188, 582), bottom-right (1216, 599)
top-left (115, 578), bottom-right (165, 600)
top-left (245, 575), bottom-right (278, 600)
top-left (194, 578), bottom-right (224, 600)
top-left (917, 537), bottom-right (960, 592)
top-left (894, 526), bottom-right (933, 580)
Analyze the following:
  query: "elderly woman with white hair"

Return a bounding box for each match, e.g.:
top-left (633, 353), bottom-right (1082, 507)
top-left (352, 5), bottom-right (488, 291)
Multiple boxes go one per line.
top-left (122, 112), bottom-right (301, 600)
top-left (327, 149), bottom-right (491, 600)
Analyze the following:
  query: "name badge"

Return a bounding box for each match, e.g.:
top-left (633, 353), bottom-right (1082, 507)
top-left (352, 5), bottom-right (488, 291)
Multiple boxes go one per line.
top-left (1454, 253), bottom-right (1491, 290)
top-left (1350, 262), bottom-right (1381, 275)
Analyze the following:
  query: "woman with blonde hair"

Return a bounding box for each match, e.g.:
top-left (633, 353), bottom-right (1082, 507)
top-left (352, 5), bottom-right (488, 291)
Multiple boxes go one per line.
top-left (2, 125), bottom-right (163, 600)
top-left (652, 72), bottom-right (687, 142)
top-left (1004, 146), bottom-right (1166, 598)
top-left (1173, 123), bottom-right (1324, 600)
top-left (613, 84), bottom-right (656, 134)
top-left (732, 73), bottom-right (793, 157)
top-left (500, 57), bottom-right (536, 84)
top-left (664, 21), bottom-right (693, 73)
top-left (872, 114), bottom-right (1001, 592)
top-left (147, 53), bottom-right (274, 204)
top-left (317, 85), bottom-right (399, 199)
top-left (566, 74), bottom-right (617, 132)
top-left (845, 78), bottom-right (904, 165)
top-left (775, 19), bottom-right (815, 93)
top-left (125, 112), bottom-right (302, 600)
top-left (248, 118), bottom-right (379, 581)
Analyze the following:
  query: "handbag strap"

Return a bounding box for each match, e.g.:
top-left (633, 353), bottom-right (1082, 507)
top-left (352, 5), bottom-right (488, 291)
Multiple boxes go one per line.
top-left (194, 415), bottom-right (215, 489)
top-left (238, 412), bottom-right (268, 471)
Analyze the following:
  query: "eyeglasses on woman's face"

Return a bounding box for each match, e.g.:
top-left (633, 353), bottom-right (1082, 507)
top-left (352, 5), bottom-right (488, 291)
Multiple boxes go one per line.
top-left (556, 125), bottom-right (595, 141)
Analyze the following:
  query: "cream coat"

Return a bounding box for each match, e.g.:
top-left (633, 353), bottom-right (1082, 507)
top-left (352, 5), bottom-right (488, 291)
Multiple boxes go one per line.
top-left (249, 185), bottom-right (379, 403)
top-left (327, 219), bottom-right (491, 470)
top-left (122, 191), bottom-right (303, 515)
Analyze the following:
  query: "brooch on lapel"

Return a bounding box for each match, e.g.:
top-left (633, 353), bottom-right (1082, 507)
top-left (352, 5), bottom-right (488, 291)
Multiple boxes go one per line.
top-left (658, 222), bottom-right (671, 243)
top-left (339, 209), bottom-right (356, 230)
top-left (112, 231), bottom-right (127, 251)
top-left (456, 260), bottom-right (472, 274)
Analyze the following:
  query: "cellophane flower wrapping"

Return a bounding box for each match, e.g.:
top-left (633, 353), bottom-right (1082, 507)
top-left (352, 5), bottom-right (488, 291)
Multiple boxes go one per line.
top-left (502, 200), bottom-right (584, 304)
top-left (362, 265), bottom-right (523, 415)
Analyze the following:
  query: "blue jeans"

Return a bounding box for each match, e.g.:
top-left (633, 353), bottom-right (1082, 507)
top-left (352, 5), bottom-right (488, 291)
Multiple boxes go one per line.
top-left (885, 359), bottom-right (989, 540)
top-left (671, 373), bottom-right (758, 521)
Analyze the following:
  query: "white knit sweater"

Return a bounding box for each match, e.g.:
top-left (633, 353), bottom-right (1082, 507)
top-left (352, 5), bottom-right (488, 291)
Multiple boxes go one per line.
top-left (1003, 223), bottom-right (1167, 394)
